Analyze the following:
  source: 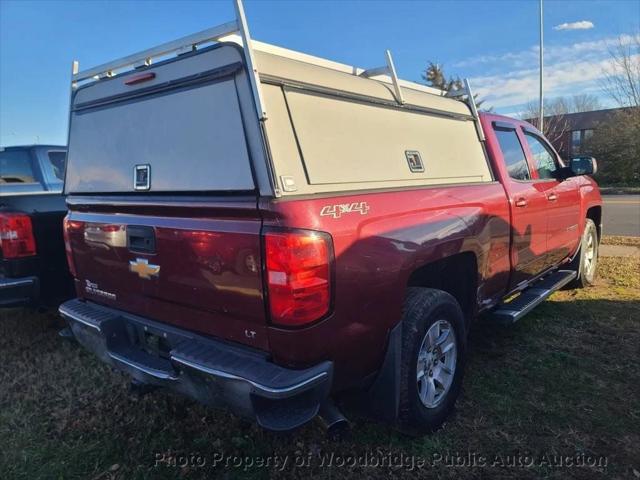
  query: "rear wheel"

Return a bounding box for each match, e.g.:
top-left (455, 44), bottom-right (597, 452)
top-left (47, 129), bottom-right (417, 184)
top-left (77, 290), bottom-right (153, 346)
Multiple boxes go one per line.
top-left (567, 218), bottom-right (599, 288)
top-left (398, 288), bottom-right (466, 435)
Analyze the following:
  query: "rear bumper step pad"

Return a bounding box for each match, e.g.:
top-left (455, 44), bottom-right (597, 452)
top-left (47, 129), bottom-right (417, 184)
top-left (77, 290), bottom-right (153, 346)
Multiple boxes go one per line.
top-left (59, 298), bottom-right (332, 431)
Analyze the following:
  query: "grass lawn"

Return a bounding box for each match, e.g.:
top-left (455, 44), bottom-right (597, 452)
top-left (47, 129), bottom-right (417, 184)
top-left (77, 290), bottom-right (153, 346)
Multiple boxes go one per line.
top-left (601, 235), bottom-right (640, 247)
top-left (599, 186), bottom-right (640, 195)
top-left (1, 256), bottom-right (638, 479)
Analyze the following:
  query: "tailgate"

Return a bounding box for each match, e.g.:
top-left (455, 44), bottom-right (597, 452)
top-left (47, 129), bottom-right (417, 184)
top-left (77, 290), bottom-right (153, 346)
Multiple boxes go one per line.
top-left (66, 199), bottom-right (268, 350)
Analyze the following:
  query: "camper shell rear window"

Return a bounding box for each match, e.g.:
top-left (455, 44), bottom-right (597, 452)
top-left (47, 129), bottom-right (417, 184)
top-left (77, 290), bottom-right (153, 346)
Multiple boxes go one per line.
top-left (65, 45), bottom-right (257, 194)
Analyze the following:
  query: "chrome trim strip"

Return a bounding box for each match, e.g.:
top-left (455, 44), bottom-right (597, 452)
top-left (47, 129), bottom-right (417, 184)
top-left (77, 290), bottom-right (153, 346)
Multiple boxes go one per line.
top-left (0, 278), bottom-right (34, 289)
top-left (171, 354), bottom-right (327, 395)
top-left (0, 190), bottom-right (62, 197)
top-left (66, 196), bottom-right (256, 209)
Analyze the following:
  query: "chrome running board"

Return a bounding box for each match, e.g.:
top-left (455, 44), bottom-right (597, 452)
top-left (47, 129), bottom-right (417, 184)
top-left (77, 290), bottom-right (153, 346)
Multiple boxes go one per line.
top-left (491, 270), bottom-right (576, 324)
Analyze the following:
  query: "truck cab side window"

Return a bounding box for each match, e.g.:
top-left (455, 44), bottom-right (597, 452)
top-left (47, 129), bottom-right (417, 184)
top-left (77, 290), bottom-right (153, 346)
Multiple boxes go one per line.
top-left (524, 133), bottom-right (558, 180)
top-left (494, 129), bottom-right (531, 181)
top-left (0, 150), bottom-right (37, 184)
top-left (47, 151), bottom-right (67, 181)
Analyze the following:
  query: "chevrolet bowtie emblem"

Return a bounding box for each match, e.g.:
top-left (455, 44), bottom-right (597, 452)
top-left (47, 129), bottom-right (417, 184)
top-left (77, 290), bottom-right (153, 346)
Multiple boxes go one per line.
top-left (129, 258), bottom-right (160, 279)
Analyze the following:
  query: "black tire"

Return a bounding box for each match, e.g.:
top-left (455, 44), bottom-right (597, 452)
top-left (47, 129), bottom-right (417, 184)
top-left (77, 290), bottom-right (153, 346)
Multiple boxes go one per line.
top-left (398, 288), bottom-right (467, 435)
top-left (566, 218), bottom-right (599, 289)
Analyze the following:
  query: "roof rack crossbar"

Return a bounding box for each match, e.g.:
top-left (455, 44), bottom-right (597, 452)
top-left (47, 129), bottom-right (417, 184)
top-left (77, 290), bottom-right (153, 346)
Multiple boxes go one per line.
top-left (73, 20), bottom-right (239, 82)
top-left (360, 50), bottom-right (405, 105)
top-left (71, 1), bottom-right (267, 120)
top-left (446, 79), bottom-right (485, 141)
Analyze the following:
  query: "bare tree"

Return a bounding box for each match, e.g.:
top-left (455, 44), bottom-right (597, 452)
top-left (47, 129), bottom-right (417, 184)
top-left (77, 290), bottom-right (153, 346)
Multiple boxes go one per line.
top-left (570, 94), bottom-right (602, 112)
top-left (520, 94), bottom-right (602, 154)
top-left (601, 33), bottom-right (640, 107)
top-left (521, 98), bottom-right (570, 151)
top-left (522, 94), bottom-right (601, 119)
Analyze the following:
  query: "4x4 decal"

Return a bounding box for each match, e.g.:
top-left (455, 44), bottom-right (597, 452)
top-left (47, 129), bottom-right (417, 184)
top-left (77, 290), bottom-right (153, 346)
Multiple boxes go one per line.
top-left (320, 201), bottom-right (370, 219)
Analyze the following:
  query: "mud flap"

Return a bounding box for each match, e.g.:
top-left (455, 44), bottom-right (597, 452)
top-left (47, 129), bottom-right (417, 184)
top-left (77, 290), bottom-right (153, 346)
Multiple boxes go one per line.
top-left (367, 321), bottom-right (402, 421)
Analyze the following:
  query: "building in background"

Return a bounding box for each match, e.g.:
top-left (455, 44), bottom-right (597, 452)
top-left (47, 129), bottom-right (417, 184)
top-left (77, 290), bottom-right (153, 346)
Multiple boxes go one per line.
top-left (541, 107), bottom-right (633, 159)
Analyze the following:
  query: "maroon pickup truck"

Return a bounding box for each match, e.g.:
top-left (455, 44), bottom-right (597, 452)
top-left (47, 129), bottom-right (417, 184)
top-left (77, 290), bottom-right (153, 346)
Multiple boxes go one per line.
top-left (58, 7), bottom-right (602, 435)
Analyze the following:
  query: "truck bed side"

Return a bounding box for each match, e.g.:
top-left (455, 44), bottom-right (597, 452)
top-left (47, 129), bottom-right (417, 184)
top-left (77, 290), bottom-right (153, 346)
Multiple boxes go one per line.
top-left (261, 183), bottom-right (511, 388)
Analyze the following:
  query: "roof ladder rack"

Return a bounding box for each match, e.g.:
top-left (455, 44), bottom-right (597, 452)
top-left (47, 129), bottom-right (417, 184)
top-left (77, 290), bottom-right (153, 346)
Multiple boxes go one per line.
top-left (360, 50), bottom-right (405, 105)
top-left (70, 0), bottom-right (267, 121)
top-left (446, 78), bottom-right (485, 141)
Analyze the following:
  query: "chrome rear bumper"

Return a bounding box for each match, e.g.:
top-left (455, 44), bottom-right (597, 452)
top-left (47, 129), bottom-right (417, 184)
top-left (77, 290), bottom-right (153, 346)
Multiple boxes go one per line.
top-left (59, 298), bottom-right (332, 431)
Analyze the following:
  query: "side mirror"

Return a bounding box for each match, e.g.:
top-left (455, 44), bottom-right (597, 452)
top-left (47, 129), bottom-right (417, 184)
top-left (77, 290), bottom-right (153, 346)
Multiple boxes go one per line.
top-left (569, 156), bottom-right (597, 176)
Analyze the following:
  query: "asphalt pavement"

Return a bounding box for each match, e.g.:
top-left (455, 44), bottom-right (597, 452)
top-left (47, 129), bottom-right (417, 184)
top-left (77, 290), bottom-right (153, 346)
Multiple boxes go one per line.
top-left (602, 195), bottom-right (640, 237)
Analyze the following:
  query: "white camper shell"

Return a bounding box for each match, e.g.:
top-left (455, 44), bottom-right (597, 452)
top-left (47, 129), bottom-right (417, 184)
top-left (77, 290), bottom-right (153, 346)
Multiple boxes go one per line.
top-left (65, 0), bottom-right (492, 198)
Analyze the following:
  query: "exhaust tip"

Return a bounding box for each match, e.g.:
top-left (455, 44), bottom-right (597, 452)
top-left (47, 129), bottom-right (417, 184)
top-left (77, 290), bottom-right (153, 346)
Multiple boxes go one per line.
top-left (319, 401), bottom-right (350, 440)
top-left (58, 326), bottom-right (75, 340)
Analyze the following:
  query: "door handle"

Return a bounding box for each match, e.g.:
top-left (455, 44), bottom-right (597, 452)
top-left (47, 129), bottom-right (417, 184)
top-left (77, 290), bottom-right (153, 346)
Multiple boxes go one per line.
top-left (547, 193), bottom-right (558, 202)
top-left (515, 198), bottom-right (527, 208)
top-left (127, 225), bottom-right (156, 253)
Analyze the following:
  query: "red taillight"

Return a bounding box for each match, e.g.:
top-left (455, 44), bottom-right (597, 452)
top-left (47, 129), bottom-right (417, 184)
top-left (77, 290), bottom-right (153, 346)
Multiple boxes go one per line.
top-left (264, 229), bottom-right (333, 327)
top-left (124, 72), bottom-right (156, 85)
top-left (98, 224), bottom-right (122, 233)
top-left (63, 215), bottom-right (79, 277)
top-left (0, 213), bottom-right (36, 259)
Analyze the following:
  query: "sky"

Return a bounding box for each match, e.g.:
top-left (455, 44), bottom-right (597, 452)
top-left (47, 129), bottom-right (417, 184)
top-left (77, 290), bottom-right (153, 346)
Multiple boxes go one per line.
top-left (0, 0), bottom-right (638, 146)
